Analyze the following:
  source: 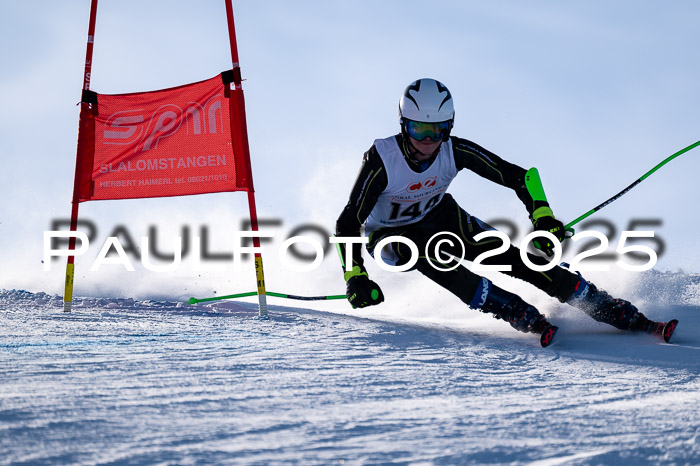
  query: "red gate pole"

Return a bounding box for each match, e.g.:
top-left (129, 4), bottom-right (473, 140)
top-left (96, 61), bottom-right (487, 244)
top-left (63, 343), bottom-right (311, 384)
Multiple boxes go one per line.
top-left (63, 0), bottom-right (99, 313)
top-left (224, 0), bottom-right (268, 319)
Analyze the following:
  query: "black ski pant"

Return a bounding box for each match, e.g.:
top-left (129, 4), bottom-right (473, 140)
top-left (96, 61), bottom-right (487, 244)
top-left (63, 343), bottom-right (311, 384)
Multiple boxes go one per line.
top-left (367, 194), bottom-right (580, 308)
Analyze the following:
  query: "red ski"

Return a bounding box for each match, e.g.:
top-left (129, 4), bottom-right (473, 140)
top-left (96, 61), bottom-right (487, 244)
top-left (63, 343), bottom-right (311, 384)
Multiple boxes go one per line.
top-left (540, 325), bottom-right (559, 348)
top-left (650, 319), bottom-right (678, 343)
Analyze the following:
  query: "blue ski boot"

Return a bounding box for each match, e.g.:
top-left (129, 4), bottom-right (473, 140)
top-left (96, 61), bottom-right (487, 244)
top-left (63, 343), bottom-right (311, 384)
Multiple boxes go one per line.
top-left (472, 279), bottom-right (558, 347)
top-left (567, 276), bottom-right (652, 332)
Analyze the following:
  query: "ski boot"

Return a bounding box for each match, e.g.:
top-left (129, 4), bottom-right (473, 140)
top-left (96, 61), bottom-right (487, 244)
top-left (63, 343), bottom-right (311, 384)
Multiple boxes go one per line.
top-left (473, 279), bottom-right (558, 347)
top-left (567, 275), bottom-right (678, 342)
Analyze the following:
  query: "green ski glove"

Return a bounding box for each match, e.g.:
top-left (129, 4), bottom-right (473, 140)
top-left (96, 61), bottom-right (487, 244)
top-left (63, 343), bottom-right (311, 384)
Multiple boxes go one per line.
top-left (344, 266), bottom-right (384, 309)
top-left (531, 206), bottom-right (565, 257)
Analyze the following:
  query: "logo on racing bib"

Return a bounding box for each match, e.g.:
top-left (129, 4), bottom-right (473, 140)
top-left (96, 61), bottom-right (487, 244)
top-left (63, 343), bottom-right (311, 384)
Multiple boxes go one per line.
top-left (405, 176), bottom-right (437, 193)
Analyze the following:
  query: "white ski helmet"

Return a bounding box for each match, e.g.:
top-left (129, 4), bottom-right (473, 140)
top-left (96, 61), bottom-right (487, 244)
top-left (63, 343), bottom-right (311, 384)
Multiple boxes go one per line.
top-left (399, 78), bottom-right (455, 124)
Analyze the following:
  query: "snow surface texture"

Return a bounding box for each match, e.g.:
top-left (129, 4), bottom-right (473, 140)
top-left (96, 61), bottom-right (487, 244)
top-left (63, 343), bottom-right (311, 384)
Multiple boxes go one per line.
top-left (2, 271), bottom-right (699, 464)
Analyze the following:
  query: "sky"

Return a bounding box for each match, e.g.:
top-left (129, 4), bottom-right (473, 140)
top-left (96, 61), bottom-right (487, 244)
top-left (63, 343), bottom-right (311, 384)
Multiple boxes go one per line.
top-left (1, 0), bottom-right (699, 306)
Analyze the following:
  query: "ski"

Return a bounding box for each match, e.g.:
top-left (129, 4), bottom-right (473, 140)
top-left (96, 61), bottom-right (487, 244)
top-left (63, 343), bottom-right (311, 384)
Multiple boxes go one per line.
top-left (649, 319), bottom-right (679, 343)
top-left (540, 325), bottom-right (558, 348)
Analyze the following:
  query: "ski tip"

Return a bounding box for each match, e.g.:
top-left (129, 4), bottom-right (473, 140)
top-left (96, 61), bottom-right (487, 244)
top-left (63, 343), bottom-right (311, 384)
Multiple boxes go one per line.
top-left (662, 319), bottom-right (679, 343)
top-left (540, 325), bottom-right (559, 348)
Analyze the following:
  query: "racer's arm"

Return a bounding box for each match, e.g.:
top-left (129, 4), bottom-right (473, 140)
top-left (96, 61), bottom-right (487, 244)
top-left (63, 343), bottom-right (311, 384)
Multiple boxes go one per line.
top-left (451, 137), bottom-right (564, 254)
top-left (335, 145), bottom-right (387, 289)
top-left (451, 137), bottom-right (545, 215)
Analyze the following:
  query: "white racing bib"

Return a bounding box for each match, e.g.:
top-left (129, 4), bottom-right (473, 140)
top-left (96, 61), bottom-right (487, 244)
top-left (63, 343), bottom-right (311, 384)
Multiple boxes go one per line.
top-left (365, 136), bottom-right (458, 233)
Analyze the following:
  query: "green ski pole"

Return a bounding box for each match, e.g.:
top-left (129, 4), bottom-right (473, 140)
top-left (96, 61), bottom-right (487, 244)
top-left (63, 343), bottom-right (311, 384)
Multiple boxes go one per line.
top-left (189, 291), bottom-right (346, 305)
top-left (565, 140), bottom-right (700, 234)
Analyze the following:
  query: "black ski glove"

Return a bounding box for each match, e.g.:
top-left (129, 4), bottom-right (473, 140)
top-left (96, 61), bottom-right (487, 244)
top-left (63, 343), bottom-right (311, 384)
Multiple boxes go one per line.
top-left (532, 208), bottom-right (566, 257)
top-left (346, 273), bottom-right (384, 309)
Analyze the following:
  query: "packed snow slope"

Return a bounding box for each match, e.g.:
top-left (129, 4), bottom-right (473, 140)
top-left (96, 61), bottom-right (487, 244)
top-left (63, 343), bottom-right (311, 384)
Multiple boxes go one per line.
top-left (1, 270), bottom-right (699, 464)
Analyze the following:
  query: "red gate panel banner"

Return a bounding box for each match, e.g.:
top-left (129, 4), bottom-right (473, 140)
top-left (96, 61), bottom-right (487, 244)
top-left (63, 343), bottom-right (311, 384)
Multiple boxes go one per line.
top-left (74, 73), bottom-right (250, 202)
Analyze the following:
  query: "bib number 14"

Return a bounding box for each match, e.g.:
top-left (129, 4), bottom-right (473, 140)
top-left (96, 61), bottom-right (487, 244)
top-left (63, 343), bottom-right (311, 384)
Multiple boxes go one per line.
top-left (389, 195), bottom-right (441, 221)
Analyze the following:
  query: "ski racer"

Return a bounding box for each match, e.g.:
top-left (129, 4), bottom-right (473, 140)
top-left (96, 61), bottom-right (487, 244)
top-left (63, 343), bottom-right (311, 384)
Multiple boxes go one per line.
top-left (335, 78), bottom-right (673, 346)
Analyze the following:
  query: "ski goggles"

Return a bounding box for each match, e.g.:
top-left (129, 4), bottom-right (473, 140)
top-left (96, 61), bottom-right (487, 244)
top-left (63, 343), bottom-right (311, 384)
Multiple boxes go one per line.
top-left (405, 119), bottom-right (452, 141)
